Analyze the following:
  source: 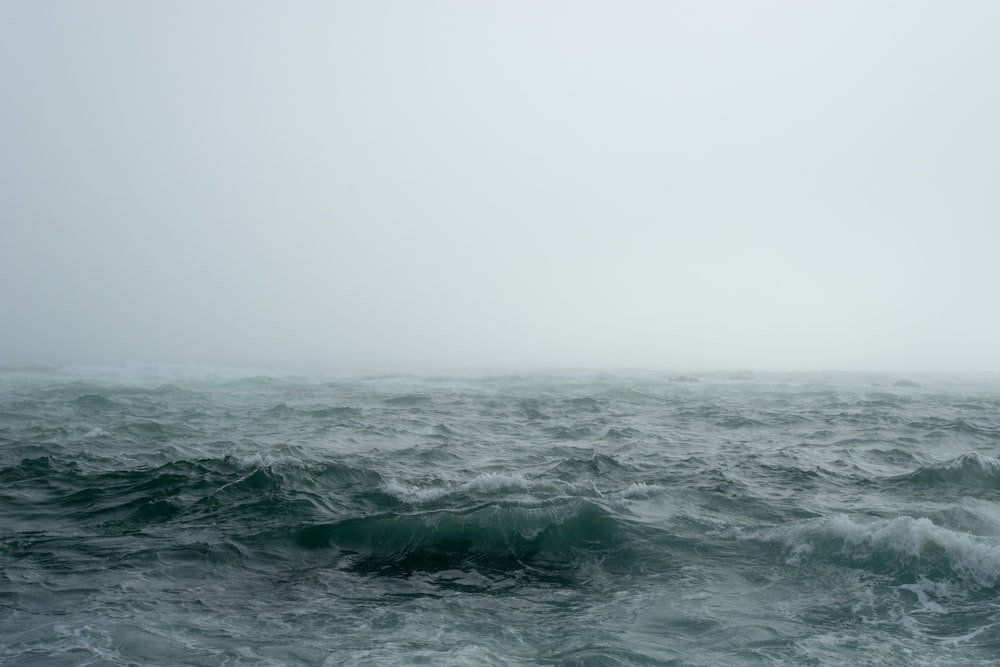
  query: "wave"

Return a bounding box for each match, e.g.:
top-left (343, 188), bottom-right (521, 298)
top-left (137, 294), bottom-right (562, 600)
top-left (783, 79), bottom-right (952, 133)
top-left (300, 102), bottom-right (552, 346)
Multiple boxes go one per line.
top-left (893, 452), bottom-right (1000, 488)
top-left (715, 415), bottom-right (766, 428)
top-left (306, 406), bottom-right (362, 419)
top-left (382, 471), bottom-right (665, 510)
top-left (544, 425), bottom-right (595, 440)
top-left (603, 427), bottom-right (643, 440)
top-left (0, 453), bottom-right (383, 530)
top-left (546, 453), bottom-right (632, 480)
top-left (0, 447), bottom-right (667, 591)
top-left (611, 481), bottom-right (664, 499)
top-left (261, 404), bottom-right (362, 420)
top-left (384, 394), bottom-right (432, 406)
top-left (559, 397), bottom-right (601, 413)
top-left (227, 452), bottom-right (301, 469)
top-left (0, 454), bottom-right (68, 482)
top-left (286, 499), bottom-right (630, 579)
top-left (517, 399), bottom-right (550, 420)
top-left (0, 450), bottom-right (664, 532)
top-left (904, 417), bottom-right (1000, 438)
top-left (730, 513), bottom-right (1000, 587)
top-left (72, 393), bottom-right (119, 410)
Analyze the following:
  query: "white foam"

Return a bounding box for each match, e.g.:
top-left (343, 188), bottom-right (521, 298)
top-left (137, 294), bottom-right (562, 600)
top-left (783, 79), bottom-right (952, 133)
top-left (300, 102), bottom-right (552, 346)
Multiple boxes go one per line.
top-left (899, 578), bottom-right (951, 614)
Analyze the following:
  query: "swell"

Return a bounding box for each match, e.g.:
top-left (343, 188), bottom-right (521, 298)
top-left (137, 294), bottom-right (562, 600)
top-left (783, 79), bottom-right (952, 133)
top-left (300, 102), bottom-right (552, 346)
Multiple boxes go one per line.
top-left (0, 451), bottom-right (679, 588)
top-left (0, 454), bottom-right (384, 535)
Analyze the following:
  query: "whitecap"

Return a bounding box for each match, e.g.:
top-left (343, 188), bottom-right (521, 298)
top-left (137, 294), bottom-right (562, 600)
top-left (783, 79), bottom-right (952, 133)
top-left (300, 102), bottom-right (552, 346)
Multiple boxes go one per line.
top-left (229, 452), bottom-right (295, 469)
top-left (382, 478), bottom-right (452, 503)
top-left (928, 451), bottom-right (1000, 475)
top-left (383, 472), bottom-right (538, 504)
top-left (461, 472), bottom-right (533, 494)
top-left (611, 482), bottom-right (665, 499)
top-left (751, 514), bottom-right (1000, 586)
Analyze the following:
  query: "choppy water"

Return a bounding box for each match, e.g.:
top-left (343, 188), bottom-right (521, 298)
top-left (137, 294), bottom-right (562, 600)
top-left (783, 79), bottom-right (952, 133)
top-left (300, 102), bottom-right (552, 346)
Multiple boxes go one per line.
top-left (2, 364), bottom-right (1000, 665)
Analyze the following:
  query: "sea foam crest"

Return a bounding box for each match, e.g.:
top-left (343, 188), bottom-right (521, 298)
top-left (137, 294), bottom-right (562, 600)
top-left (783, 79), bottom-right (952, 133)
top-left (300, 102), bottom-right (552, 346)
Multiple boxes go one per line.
top-left (945, 452), bottom-right (1000, 473)
top-left (383, 478), bottom-right (451, 503)
top-left (383, 472), bottom-right (535, 504)
top-left (898, 451), bottom-right (1000, 486)
top-left (754, 514), bottom-right (1000, 586)
top-left (612, 482), bottom-right (664, 499)
top-left (463, 472), bottom-right (533, 494)
top-left (229, 452), bottom-right (296, 469)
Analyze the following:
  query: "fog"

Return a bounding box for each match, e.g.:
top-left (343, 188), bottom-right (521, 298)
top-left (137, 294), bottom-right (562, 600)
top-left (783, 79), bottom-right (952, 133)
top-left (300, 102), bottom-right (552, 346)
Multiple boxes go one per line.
top-left (3, 1), bottom-right (998, 373)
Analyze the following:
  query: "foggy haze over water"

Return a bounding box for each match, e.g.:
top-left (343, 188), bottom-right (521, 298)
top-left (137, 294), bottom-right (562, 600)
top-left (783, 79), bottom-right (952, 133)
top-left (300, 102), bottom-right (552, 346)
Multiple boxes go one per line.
top-left (3, 1), bottom-right (999, 373)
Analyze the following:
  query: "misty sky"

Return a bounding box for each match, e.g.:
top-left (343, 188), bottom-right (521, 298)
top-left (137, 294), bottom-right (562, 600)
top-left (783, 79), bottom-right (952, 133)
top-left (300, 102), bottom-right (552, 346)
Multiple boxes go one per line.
top-left (2, 1), bottom-right (998, 372)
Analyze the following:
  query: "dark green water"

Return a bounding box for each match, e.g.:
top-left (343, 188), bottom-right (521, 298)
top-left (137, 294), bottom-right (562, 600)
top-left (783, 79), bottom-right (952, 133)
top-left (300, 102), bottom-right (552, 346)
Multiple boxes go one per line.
top-left (2, 365), bottom-right (1000, 665)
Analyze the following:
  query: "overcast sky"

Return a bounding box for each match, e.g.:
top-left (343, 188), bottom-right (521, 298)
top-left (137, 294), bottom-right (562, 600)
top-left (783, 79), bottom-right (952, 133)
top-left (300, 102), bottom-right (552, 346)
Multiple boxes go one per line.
top-left (2, 1), bottom-right (998, 373)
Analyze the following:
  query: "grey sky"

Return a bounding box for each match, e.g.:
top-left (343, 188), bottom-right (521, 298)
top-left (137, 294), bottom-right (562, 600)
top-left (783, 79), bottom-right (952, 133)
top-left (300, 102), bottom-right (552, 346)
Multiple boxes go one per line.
top-left (2, 1), bottom-right (998, 372)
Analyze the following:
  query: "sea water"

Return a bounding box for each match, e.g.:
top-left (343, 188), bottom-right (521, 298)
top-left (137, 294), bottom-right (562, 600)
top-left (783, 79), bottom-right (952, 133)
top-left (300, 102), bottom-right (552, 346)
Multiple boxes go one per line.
top-left (2, 364), bottom-right (999, 665)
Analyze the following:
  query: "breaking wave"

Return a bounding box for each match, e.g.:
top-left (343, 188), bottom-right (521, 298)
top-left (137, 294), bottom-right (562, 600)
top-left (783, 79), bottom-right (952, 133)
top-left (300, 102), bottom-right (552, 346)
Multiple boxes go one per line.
top-left (732, 513), bottom-right (1000, 587)
top-left (893, 452), bottom-right (1000, 488)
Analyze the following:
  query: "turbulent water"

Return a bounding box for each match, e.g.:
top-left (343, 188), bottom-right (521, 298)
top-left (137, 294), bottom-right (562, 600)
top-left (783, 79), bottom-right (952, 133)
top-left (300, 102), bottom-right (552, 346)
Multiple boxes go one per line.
top-left (2, 365), bottom-right (1000, 665)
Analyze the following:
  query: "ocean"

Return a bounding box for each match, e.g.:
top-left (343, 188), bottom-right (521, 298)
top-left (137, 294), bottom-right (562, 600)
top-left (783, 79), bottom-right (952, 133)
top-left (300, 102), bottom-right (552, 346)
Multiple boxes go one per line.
top-left (2, 364), bottom-right (999, 665)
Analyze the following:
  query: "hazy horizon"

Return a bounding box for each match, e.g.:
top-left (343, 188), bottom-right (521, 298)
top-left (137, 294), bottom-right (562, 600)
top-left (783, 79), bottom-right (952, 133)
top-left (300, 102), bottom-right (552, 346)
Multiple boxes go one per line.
top-left (4, 1), bottom-right (999, 374)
